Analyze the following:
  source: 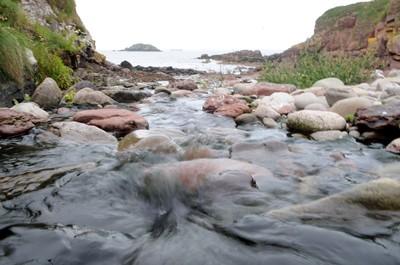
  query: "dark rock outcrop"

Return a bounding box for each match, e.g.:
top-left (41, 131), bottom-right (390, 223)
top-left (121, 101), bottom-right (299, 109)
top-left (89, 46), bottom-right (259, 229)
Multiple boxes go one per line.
top-left (123, 43), bottom-right (161, 52)
top-left (200, 50), bottom-right (265, 63)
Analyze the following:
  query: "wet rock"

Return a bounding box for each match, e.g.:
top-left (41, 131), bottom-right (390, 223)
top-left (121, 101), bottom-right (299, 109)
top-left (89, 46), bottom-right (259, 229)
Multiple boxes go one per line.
top-left (118, 133), bottom-right (179, 154)
top-left (313, 77), bottom-right (344, 89)
top-left (232, 83), bottom-right (253, 95)
top-left (146, 158), bottom-right (272, 191)
top-left (287, 110), bottom-right (346, 133)
top-left (386, 138), bottom-right (400, 152)
top-left (380, 82), bottom-right (400, 100)
top-left (262, 117), bottom-right (279, 128)
top-left (235, 113), bottom-right (261, 126)
top-left (355, 102), bottom-right (400, 133)
top-left (73, 87), bottom-right (114, 106)
top-left (268, 178), bottom-right (400, 237)
top-left (0, 162), bottom-right (96, 201)
top-left (213, 87), bottom-right (231, 95)
top-left (11, 102), bottom-right (49, 121)
top-left (168, 80), bottom-right (198, 91)
top-left (293, 92), bottom-right (320, 110)
top-left (244, 82), bottom-right (296, 97)
top-left (310, 130), bottom-right (348, 141)
top-left (73, 108), bottom-right (149, 135)
top-left (171, 90), bottom-right (194, 98)
top-left (31, 77), bottom-right (62, 109)
top-left (259, 92), bottom-right (296, 115)
top-left (0, 108), bottom-right (36, 136)
top-left (102, 89), bottom-right (151, 103)
top-left (325, 86), bottom-right (357, 106)
top-left (49, 121), bottom-right (117, 144)
top-left (203, 94), bottom-right (250, 118)
top-left (330, 97), bottom-right (374, 118)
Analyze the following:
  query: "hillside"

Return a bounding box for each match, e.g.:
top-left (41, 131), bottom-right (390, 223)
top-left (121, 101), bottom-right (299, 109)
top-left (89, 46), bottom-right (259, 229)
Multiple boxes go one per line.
top-left (0, 0), bottom-right (97, 106)
top-left (269, 0), bottom-right (400, 69)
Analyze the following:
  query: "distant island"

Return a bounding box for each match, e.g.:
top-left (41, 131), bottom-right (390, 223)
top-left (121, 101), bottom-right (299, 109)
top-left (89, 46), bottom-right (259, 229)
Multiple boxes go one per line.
top-left (123, 43), bottom-right (161, 52)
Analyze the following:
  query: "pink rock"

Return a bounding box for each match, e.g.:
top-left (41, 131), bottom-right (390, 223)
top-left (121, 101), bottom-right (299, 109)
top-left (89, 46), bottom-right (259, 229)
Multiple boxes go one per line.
top-left (245, 82), bottom-right (295, 96)
top-left (203, 94), bottom-right (250, 118)
top-left (168, 80), bottom-right (198, 91)
top-left (0, 108), bottom-right (35, 136)
top-left (73, 109), bottom-right (149, 134)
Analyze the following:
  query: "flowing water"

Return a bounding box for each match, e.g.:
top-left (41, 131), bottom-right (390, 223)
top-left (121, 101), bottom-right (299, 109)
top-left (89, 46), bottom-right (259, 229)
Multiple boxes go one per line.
top-left (1, 94), bottom-right (400, 264)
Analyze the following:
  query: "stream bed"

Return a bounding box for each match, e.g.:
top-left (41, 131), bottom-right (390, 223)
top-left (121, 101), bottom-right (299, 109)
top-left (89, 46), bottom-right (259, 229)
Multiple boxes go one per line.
top-left (1, 94), bottom-right (400, 265)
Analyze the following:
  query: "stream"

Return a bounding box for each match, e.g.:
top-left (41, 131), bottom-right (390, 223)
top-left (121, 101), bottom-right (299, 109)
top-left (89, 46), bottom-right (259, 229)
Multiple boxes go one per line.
top-left (1, 94), bottom-right (400, 265)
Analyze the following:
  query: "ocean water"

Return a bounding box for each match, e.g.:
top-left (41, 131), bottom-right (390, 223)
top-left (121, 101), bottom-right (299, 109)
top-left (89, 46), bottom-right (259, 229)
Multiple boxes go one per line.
top-left (101, 49), bottom-right (279, 73)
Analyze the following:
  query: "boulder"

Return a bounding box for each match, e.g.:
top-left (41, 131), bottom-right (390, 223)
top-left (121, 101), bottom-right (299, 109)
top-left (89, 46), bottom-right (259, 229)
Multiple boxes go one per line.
top-left (49, 121), bottom-right (117, 144)
top-left (330, 97), bottom-right (374, 118)
top-left (259, 92), bottom-right (296, 115)
top-left (235, 113), bottom-right (261, 126)
top-left (355, 102), bottom-right (400, 131)
top-left (244, 82), bottom-right (296, 97)
top-left (102, 89), bottom-right (151, 103)
top-left (203, 94), bottom-right (250, 118)
top-left (11, 102), bottom-right (49, 121)
top-left (168, 80), bottom-right (198, 91)
top-left (252, 105), bottom-right (281, 120)
top-left (387, 138), bottom-right (400, 152)
top-left (293, 92), bottom-right (320, 110)
top-left (312, 77), bottom-right (344, 89)
top-left (73, 87), bottom-right (114, 106)
top-left (73, 108), bottom-right (149, 135)
top-left (304, 103), bottom-right (328, 111)
top-left (0, 108), bottom-right (36, 136)
top-left (31, 77), bottom-right (62, 109)
top-left (213, 87), bottom-right (231, 95)
top-left (131, 135), bottom-right (179, 153)
top-left (379, 82), bottom-right (400, 100)
top-left (287, 110), bottom-right (346, 133)
top-left (74, 80), bottom-right (97, 91)
top-left (325, 86), bottom-right (357, 106)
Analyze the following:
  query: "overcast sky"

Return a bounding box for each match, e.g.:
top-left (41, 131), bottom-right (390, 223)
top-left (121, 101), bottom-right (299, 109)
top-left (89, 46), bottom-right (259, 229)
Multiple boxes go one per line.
top-left (75, 0), bottom-right (370, 52)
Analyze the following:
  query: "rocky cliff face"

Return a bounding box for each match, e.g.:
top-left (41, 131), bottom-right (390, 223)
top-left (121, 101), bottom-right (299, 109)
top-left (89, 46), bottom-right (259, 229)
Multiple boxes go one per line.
top-left (270, 0), bottom-right (400, 69)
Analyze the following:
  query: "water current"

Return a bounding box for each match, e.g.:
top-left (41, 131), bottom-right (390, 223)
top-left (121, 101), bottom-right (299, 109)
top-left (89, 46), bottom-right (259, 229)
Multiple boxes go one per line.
top-left (1, 94), bottom-right (400, 264)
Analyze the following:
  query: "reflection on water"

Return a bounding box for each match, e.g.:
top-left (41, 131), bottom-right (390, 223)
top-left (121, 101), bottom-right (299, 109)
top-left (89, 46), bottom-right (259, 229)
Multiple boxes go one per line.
top-left (1, 96), bottom-right (400, 264)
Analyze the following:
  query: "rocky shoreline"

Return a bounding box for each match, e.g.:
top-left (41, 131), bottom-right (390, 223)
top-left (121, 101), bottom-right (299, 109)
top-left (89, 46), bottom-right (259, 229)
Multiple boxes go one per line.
top-left (1, 58), bottom-right (400, 152)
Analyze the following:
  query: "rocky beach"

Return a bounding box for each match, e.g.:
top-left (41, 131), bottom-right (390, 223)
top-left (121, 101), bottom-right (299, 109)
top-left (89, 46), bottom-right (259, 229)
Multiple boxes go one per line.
top-left (1, 0), bottom-right (400, 264)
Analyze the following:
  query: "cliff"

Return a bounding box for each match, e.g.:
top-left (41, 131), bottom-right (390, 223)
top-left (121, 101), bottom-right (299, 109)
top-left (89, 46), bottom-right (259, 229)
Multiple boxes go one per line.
top-left (269, 0), bottom-right (400, 69)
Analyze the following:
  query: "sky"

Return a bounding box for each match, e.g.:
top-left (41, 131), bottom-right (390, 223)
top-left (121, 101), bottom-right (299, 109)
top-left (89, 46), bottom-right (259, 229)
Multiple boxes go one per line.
top-left (75, 0), bottom-right (370, 53)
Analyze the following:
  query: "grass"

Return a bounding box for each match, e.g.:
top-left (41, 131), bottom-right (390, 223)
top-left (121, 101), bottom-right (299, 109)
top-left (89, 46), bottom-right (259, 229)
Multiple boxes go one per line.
top-left (261, 51), bottom-right (379, 88)
top-left (0, 0), bottom-right (85, 89)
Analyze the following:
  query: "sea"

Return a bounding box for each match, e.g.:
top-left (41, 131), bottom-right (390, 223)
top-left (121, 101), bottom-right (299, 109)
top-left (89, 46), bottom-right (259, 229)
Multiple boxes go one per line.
top-left (100, 49), bottom-right (281, 74)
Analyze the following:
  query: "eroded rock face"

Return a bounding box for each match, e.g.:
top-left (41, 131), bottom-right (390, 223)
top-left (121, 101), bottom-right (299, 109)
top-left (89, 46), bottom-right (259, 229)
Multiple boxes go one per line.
top-left (73, 108), bottom-right (149, 135)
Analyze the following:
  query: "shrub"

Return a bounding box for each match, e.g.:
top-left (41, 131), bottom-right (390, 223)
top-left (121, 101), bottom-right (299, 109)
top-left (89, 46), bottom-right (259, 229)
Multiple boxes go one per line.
top-left (261, 51), bottom-right (378, 88)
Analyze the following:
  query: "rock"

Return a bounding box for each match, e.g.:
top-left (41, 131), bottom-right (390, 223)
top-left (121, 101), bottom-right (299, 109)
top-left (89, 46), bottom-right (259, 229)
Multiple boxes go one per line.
top-left (355, 102), bottom-right (400, 132)
top-left (168, 80), bottom-right (198, 91)
top-left (313, 77), bottom-right (344, 89)
top-left (259, 92), bottom-right (296, 115)
top-left (235, 113), bottom-right (261, 126)
top-left (262, 117), bottom-right (279, 128)
top-left (49, 121), bottom-right (117, 144)
top-left (31, 77), bottom-right (62, 109)
top-left (11, 102), bottom-right (49, 121)
top-left (244, 82), bottom-right (296, 97)
top-left (203, 94), bottom-right (250, 118)
top-left (73, 87), bottom-right (114, 106)
top-left (120, 60), bottom-right (134, 70)
top-left (291, 86), bottom-right (326, 97)
top-left (310, 130), bottom-right (349, 141)
top-left (202, 50), bottom-right (264, 63)
top-left (0, 108), bottom-right (36, 136)
top-left (387, 138), bottom-right (400, 152)
top-left (330, 97), bottom-right (374, 118)
top-left (102, 89), bottom-right (151, 103)
top-left (73, 108), bottom-right (149, 135)
top-left (252, 105), bottom-right (281, 120)
top-left (293, 92), bottom-right (320, 110)
top-left (380, 82), bottom-right (400, 100)
top-left (145, 158), bottom-right (272, 191)
top-left (304, 103), bottom-right (328, 111)
top-left (287, 110), bottom-right (346, 133)
top-left (232, 83), bottom-right (253, 95)
top-left (132, 135), bottom-right (179, 153)
top-left (74, 80), bottom-right (97, 91)
top-left (268, 178), bottom-right (400, 237)
top-left (171, 90), bottom-right (194, 98)
top-left (213, 87), bottom-right (231, 95)
top-left (325, 86), bottom-right (357, 106)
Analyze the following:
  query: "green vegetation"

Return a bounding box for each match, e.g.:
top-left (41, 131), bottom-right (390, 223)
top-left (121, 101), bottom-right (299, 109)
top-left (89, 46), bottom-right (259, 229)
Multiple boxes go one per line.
top-left (63, 89), bottom-right (76, 105)
top-left (261, 51), bottom-right (379, 88)
top-left (0, 0), bottom-right (85, 89)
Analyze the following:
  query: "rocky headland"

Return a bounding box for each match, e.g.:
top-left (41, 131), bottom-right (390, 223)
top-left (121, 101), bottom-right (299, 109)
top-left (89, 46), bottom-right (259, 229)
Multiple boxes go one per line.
top-left (123, 43), bottom-right (161, 52)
